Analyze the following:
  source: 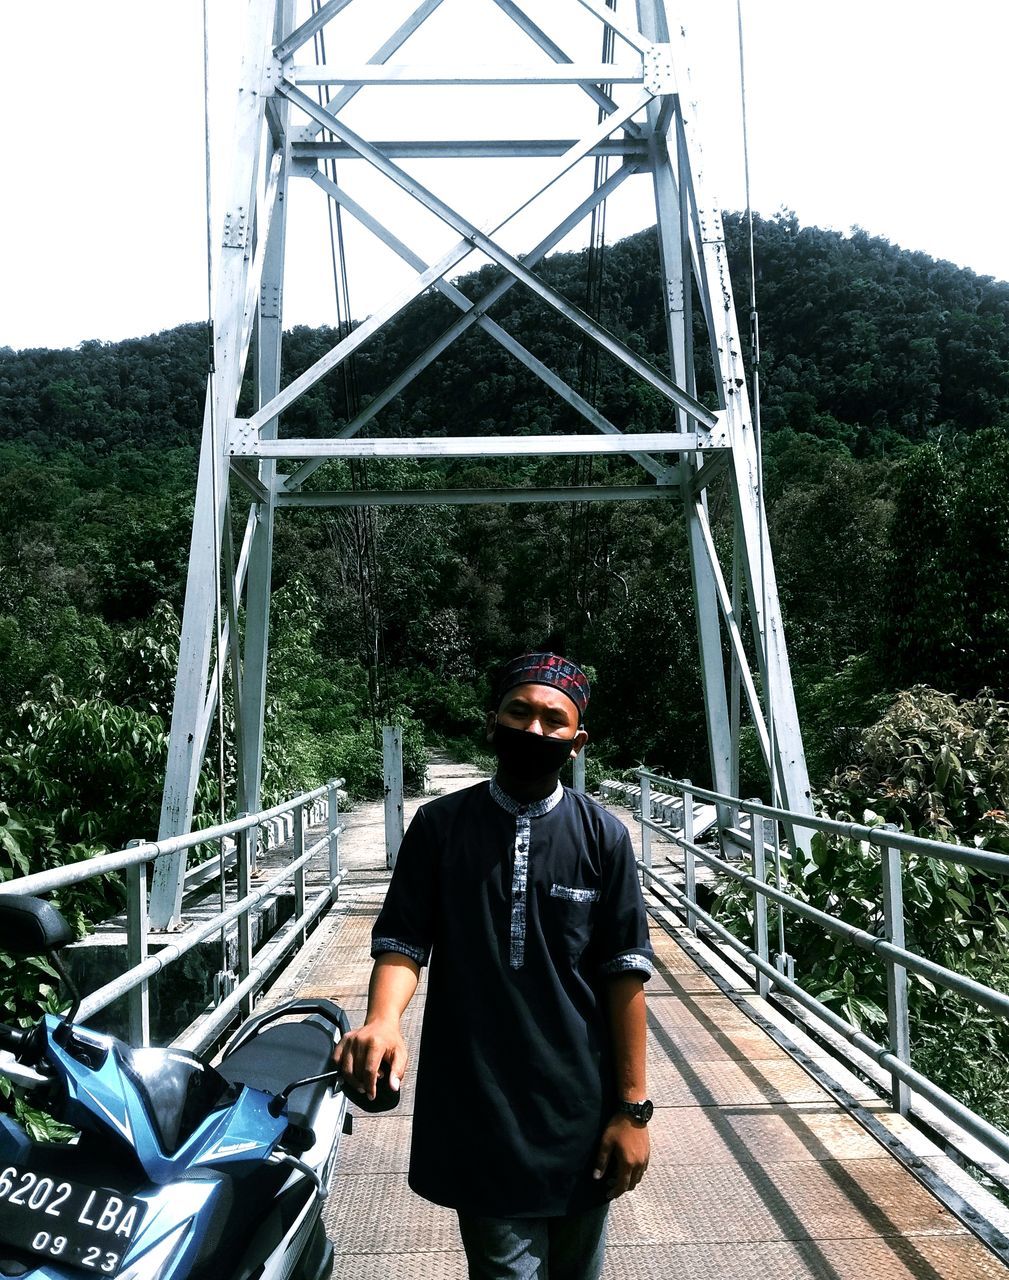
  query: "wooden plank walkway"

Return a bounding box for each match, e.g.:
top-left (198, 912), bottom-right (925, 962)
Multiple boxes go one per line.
top-left (263, 758), bottom-right (1009, 1278)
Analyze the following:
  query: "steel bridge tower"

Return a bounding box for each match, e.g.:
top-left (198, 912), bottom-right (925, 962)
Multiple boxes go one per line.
top-left (150, 0), bottom-right (813, 928)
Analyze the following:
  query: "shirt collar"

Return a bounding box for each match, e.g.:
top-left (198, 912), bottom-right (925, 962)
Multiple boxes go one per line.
top-left (490, 777), bottom-right (563, 818)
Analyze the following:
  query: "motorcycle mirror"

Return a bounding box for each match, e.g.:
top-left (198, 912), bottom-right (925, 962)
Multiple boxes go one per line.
top-left (268, 1070), bottom-right (341, 1117)
top-left (0, 895), bottom-right (75, 956)
top-left (0, 896), bottom-right (82, 1043)
top-left (266, 1069), bottom-right (401, 1117)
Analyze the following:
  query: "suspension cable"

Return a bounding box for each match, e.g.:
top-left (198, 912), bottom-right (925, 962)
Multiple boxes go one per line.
top-left (569, 0), bottom-right (617, 633)
top-left (737, 0), bottom-right (785, 964)
top-left (201, 0), bottom-right (231, 967)
top-left (311, 3), bottom-right (386, 729)
top-left (736, 0), bottom-right (773, 796)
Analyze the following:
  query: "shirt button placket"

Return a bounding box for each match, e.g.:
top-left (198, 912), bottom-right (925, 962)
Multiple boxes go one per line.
top-left (510, 813), bottom-right (532, 969)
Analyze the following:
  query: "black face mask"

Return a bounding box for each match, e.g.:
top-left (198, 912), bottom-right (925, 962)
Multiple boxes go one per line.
top-left (491, 721), bottom-right (577, 782)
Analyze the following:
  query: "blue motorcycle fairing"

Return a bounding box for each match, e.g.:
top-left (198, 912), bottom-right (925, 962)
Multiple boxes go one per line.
top-left (39, 1019), bottom-right (285, 1185)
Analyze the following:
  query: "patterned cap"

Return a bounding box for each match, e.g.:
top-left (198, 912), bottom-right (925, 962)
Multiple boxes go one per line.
top-left (495, 652), bottom-right (591, 719)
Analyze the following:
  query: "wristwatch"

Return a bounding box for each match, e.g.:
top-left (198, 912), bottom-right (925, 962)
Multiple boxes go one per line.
top-left (616, 1098), bottom-right (653, 1124)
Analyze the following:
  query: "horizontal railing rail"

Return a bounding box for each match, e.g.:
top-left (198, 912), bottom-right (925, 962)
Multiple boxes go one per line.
top-left (0, 780), bottom-right (346, 1055)
top-left (622, 769), bottom-right (1009, 1174)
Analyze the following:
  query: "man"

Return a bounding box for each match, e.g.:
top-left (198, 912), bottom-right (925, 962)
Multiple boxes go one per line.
top-left (335, 652), bottom-right (654, 1279)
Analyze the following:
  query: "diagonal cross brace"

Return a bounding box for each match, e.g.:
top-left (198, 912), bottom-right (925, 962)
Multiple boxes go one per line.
top-left (298, 169), bottom-right (672, 483)
top-left (284, 162), bottom-right (640, 489)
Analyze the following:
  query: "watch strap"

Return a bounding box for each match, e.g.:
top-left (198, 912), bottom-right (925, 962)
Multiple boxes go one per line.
top-left (616, 1098), bottom-right (653, 1123)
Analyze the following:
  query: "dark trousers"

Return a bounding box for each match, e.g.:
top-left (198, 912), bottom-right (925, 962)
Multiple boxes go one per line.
top-left (457, 1205), bottom-right (609, 1279)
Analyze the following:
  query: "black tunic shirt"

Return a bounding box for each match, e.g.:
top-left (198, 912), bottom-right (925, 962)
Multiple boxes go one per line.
top-left (371, 779), bottom-right (654, 1218)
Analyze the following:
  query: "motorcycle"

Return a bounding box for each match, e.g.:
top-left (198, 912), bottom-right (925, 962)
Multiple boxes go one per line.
top-left (0, 894), bottom-right (396, 1280)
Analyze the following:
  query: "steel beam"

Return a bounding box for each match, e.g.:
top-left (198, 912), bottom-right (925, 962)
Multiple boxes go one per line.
top-left (274, 0), bottom-right (355, 61)
top-left (284, 160), bottom-right (644, 488)
top-left (151, 0), bottom-right (277, 931)
top-left (490, 0), bottom-right (644, 131)
top-left (292, 139), bottom-right (648, 159)
top-left (230, 432), bottom-right (698, 459)
top-left (276, 484), bottom-right (678, 508)
top-left (258, 82), bottom-right (670, 433)
top-left (287, 62), bottom-right (645, 86)
top-left (669, 5), bottom-right (812, 827)
top-left (239, 0), bottom-right (295, 822)
top-left (298, 0), bottom-right (448, 136)
top-left (277, 83), bottom-right (718, 433)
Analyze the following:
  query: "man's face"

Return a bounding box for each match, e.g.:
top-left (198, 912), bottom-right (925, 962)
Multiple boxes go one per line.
top-left (486, 682), bottom-right (587, 757)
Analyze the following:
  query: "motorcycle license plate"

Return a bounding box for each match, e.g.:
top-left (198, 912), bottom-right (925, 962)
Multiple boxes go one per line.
top-left (0, 1164), bottom-right (146, 1276)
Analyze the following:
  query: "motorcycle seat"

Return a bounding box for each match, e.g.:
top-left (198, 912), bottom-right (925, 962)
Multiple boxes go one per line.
top-left (217, 1018), bottom-right (336, 1138)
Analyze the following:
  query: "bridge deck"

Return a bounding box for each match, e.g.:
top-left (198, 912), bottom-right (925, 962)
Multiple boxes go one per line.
top-left (263, 761), bottom-right (1009, 1278)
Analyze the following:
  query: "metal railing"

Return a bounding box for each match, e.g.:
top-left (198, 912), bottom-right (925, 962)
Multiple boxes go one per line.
top-left (0, 780), bottom-right (345, 1056)
top-left (624, 769), bottom-right (1009, 1171)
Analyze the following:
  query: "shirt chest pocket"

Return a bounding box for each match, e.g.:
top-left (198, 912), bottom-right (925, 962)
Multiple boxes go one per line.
top-left (546, 884), bottom-right (600, 958)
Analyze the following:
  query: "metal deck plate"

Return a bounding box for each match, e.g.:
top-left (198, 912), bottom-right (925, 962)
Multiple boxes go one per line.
top-left (610, 1158), bottom-right (965, 1245)
top-left (323, 1172), bottom-right (458, 1253)
top-left (331, 1253), bottom-right (467, 1280)
top-left (646, 1102), bottom-right (901, 1165)
top-left (297, 839), bottom-right (1009, 1278)
top-left (602, 1236), bottom-right (1009, 1279)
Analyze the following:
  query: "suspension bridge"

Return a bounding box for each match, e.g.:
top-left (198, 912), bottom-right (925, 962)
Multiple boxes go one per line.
top-left (4, 0), bottom-right (1009, 1275)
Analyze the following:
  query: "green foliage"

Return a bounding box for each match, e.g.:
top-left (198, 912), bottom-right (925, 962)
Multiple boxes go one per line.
top-left (2, 685), bottom-right (168, 854)
top-left (0, 1078), bottom-right (76, 1144)
top-left (794, 656), bottom-right (894, 786)
top-left (879, 432), bottom-right (1009, 694)
top-left (824, 686), bottom-right (1009, 844)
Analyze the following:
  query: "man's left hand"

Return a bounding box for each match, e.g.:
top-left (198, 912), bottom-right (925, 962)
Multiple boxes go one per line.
top-left (592, 1113), bottom-right (650, 1199)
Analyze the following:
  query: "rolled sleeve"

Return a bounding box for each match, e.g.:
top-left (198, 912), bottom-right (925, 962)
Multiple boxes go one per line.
top-left (595, 829), bottom-right (654, 981)
top-left (599, 948), bottom-right (655, 980)
top-left (371, 807), bottom-right (437, 967)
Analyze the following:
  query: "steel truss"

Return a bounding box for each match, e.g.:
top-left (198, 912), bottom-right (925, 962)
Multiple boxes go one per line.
top-left (151, 0), bottom-right (813, 928)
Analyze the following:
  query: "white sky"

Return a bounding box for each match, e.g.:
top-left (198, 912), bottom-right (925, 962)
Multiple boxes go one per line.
top-left (2, 0), bottom-right (1007, 353)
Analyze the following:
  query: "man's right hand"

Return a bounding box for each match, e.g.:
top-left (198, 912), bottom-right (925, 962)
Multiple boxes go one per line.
top-left (333, 1017), bottom-right (409, 1101)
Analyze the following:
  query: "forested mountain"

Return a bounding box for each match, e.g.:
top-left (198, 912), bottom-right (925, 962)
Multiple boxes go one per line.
top-left (3, 211), bottom-right (1009, 1132)
top-left (1, 210), bottom-right (1008, 814)
top-left (3, 213), bottom-right (1008, 453)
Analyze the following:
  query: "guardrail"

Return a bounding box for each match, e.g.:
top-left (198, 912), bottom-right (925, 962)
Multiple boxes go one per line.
top-left (0, 780), bottom-right (345, 1055)
top-left (623, 769), bottom-right (1009, 1172)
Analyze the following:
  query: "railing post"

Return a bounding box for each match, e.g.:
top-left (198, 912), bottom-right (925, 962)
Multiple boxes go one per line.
top-left (237, 816), bottom-right (254, 1018)
top-left (768, 816), bottom-right (794, 981)
top-left (572, 748), bottom-right (586, 794)
top-left (750, 805), bottom-right (770, 997)
top-left (125, 841), bottom-right (150, 1047)
top-left (293, 802), bottom-right (306, 949)
top-left (638, 770), bottom-right (652, 873)
top-left (383, 726), bottom-right (404, 869)
top-left (327, 778), bottom-right (341, 898)
top-left (880, 824), bottom-right (911, 1116)
top-left (682, 779), bottom-right (697, 933)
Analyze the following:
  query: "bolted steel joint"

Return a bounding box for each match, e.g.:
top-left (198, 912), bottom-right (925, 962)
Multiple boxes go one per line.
top-left (643, 43), bottom-right (676, 96)
top-left (223, 206), bottom-right (249, 250)
top-left (228, 419), bottom-right (259, 456)
top-left (263, 57), bottom-right (284, 94)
